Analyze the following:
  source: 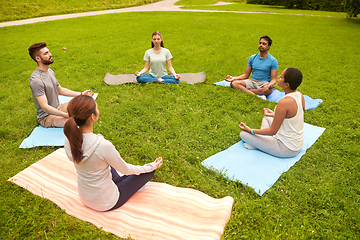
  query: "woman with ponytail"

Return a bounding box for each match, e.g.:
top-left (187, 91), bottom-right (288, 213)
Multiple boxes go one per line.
top-left (64, 95), bottom-right (163, 211)
top-left (135, 31), bottom-right (181, 84)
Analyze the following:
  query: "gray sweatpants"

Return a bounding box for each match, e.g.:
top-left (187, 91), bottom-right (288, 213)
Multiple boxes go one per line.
top-left (240, 116), bottom-right (300, 158)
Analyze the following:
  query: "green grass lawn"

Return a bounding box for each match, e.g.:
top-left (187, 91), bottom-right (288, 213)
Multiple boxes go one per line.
top-left (1, 4), bottom-right (360, 240)
top-left (177, 1), bottom-right (347, 17)
top-left (0, 0), bottom-right (161, 22)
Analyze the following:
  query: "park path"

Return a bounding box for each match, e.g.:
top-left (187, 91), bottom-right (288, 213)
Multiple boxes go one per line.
top-left (0, 0), bottom-right (241, 28)
top-left (0, 0), bottom-right (337, 28)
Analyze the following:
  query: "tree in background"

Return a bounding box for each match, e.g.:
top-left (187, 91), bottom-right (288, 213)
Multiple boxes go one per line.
top-left (246, 0), bottom-right (360, 16)
top-left (343, 0), bottom-right (360, 17)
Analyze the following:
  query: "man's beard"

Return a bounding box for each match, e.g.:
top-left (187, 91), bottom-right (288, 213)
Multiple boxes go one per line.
top-left (40, 56), bottom-right (54, 65)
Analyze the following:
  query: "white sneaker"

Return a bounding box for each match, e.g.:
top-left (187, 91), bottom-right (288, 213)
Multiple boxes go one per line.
top-left (137, 185), bottom-right (146, 192)
top-left (257, 95), bottom-right (267, 100)
top-left (244, 142), bottom-right (257, 150)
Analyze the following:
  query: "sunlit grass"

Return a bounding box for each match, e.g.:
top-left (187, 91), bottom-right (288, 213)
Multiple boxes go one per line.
top-left (0, 0), bottom-right (161, 22)
top-left (1, 8), bottom-right (359, 240)
top-left (179, 1), bottom-right (347, 17)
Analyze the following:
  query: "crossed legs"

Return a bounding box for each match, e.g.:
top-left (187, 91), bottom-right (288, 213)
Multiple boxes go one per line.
top-left (136, 74), bottom-right (180, 84)
top-left (108, 167), bottom-right (155, 211)
top-left (231, 80), bottom-right (272, 96)
top-left (39, 102), bottom-right (69, 128)
top-left (240, 116), bottom-right (300, 158)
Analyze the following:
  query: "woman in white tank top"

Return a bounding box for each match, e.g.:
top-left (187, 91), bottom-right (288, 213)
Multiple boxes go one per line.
top-left (239, 68), bottom-right (305, 158)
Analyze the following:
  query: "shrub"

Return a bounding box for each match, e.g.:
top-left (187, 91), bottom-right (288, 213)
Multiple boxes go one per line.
top-left (247, 0), bottom-right (345, 12)
top-left (343, 0), bottom-right (360, 17)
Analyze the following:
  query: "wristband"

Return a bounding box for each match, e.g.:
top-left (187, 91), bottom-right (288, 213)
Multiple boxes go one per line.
top-left (251, 129), bottom-right (255, 135)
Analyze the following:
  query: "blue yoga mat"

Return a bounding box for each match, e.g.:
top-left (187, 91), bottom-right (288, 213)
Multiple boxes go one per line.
top-left (19, 93), bottom-right (98, 148)
top-left (214, 80), bottom-right (323, 111)
top-left (201, 123), bottom-right (325, 196)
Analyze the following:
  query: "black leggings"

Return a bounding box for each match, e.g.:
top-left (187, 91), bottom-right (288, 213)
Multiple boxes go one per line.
top-left (108, 167), bottom-right (155, 211)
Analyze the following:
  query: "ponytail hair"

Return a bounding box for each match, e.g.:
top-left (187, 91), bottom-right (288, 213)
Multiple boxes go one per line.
top-left (151, 31), bottom-right (164, 48)
top-left (64, 95), bottom-right (97, 163)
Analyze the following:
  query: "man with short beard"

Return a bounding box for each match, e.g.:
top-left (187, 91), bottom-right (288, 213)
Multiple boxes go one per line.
top-left (225, 36), bottom-right (278, 97)
top-left (28, 42), bottom-right (94, 128)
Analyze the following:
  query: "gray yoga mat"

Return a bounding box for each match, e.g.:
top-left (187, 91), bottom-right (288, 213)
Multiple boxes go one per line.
top-left (103, 71), bottom-right (206, 85)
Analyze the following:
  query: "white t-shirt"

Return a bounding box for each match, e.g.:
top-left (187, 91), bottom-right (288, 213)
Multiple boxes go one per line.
top-left (143, 48), bottom-right (172, 78)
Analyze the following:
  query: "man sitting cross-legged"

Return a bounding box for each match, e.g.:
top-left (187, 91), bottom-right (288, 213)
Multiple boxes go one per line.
top-left (28, 42), bottom-right (94, 128)
top-left (225, 36), bottom-right (278, 97)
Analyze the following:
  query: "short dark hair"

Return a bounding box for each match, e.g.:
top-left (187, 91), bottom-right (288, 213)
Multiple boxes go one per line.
top-left (28, 42), bottom-right (47, 62)
top-left (284, 68), bottom-right (303, 90)
top-left (260, 36), bottom-right (272, 46)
